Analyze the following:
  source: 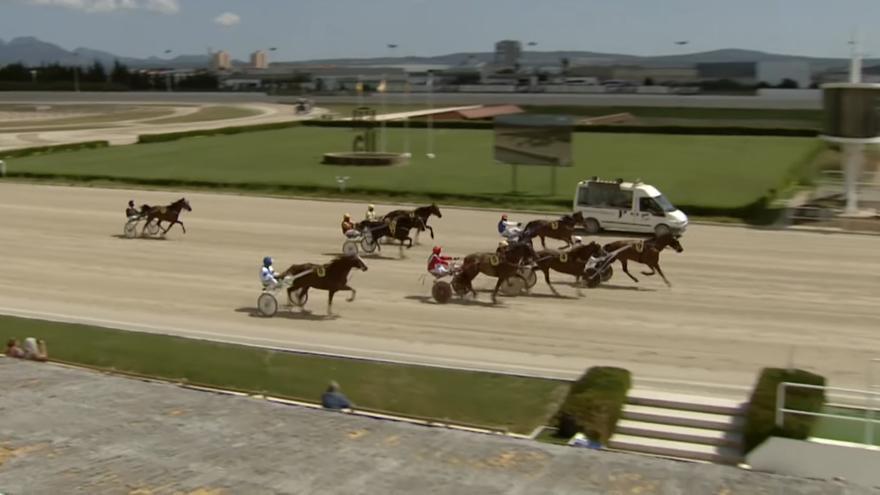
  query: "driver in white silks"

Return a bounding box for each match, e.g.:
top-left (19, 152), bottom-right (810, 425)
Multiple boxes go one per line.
top-left (260, 256), bottom-right (283, 290)
top-left (497, 214), bottom-right (523, 241)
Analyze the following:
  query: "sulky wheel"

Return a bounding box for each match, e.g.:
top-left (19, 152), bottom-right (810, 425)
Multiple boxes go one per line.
top-left (432, 281), bottom-right (453, 304)
top-left (289, 289), bottom-right (309, 307)
top-left (451, 278), bottom-right (469, 297)
top-left (500, 276), bottom-right (526, 297)
top-left (146, 221), bottom-right (160, 236)
top-left (124, 221), bottom-right (138, 239)
top-left (584, 269), bottom-right (602, 288)
top-left (360, 237), bottom-right (378, 253)
top-left (519, 267), bottom-right (538, 289)
top-left (601, 266), bottom-right (614, 282)
top-left (257, 293), bottom-right (278, 317)
top-left (342, 240), bottom-right (359, 257)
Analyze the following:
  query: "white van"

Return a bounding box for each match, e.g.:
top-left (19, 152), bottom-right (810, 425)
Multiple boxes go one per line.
top-left (572, 178), bottom-right (688, 235)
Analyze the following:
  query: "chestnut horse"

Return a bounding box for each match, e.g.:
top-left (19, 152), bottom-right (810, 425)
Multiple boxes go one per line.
top-left (602, 234), bottom-right (683, 287)
top-left (142, 198), bottom-right (192, 236)
top-left (279, 254), bottom-right (368, 315)
top-left (453, 241), bottom-right (535, 303)
top-left (522, 211), bottom-right (585, 249)
top-left (534, 242), bottom-right (606, 295)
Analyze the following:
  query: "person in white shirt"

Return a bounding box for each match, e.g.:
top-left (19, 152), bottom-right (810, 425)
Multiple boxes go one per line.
top-left (260, 256), bottom-right (282, 290)
top-left (365, 204), bottom-right (378, 222)
top-left (497, 214), bottom-right (522, 240)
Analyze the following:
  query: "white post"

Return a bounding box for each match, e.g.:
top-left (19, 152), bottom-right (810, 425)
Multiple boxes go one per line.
top-left (843, 142), bottom-right (864, 215)
top-left (775, 382), bottom-right (787, 428)
top-left (426, 72), bottom-right (434, 158)
top-left (0, 160), bottom-right (6, 177)
top-left (849, 30), bottom-right (863, 84)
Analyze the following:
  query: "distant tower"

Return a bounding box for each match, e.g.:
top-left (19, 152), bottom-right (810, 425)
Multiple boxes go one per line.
top-left (250, 50), bottom-right (268, 69)
top-left (494, 40), bottom-right (522, 67)
top-left (212, 50), bottom-right (232, 71)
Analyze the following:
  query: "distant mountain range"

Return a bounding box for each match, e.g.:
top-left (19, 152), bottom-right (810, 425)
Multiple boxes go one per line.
top-left (0, 36), bottom-right (872, 72)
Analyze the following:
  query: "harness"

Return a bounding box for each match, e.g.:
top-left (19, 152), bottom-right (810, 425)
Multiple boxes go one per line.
top-left (389, 218), bottom-right (398, 236)
top-left (315, 265), bottom-right (326, 278)
top-left (490, 254), bottom-right (501, 266)
top-left (559, 252), bottom-right (569, 263)
top-left (550, 221), bottom-right (559, 230)
top-left (634, 241), bottom-right (645, 254)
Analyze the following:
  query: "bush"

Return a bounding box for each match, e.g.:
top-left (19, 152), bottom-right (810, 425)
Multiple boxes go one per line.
top-left (742, 367), bottom-right (826, 454)
top-left (555, 366), bottom-right (631, 444)
top-left (0, 141), bottom-right (109, 159)
top-left (137, 121), bottom-right (302, 143)
top-left (302, 119), bottom-right (817, 137)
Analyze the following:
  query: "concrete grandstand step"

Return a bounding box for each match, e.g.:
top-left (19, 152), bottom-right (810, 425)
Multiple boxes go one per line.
top-left (622, 404), bottom-right (745, 431)
top-left (616, 419), bottom-right (743, 448)
top-left (627, 388), bottom-right (746, 416)
top-left (608, 434), bottom-right (743, 465)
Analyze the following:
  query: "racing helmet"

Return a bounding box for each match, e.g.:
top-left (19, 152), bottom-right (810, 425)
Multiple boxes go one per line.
top-left (128, 200), bottom-right (135, 207)
top-left (263, 256), bottom-right (273, 267)
top-left (501, 214), bottom-right (508, 220)
top-left (343, 213), bottom-right (351, 220)
top-left (572, 236), bottom-right (583, 245)
top-left (432, 246), bottom-right (442, 255)
top-left (498, 240), bottom-right (509, 248)
top-left (368, 204), bottom-right (375, 211)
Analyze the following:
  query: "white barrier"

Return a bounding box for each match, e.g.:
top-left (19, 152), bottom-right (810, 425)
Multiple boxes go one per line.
top-left (747, 437), bottom-right (880, 488)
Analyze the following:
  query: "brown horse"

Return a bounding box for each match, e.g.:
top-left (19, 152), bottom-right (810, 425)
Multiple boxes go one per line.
top-left (534, 242), bottom-right (606, 295)
top-left (143, 198), bottom-right (192, 236)
top-left (522, 211), bottom-right (585, 249)
top-left (603, 234), bottom-right (683, 287)
top-left (454, 241), bottom-right (534, 303)
top-left (279, 254), bottom-right (368, 315)
top-left (383, 203), bottom-right (442, 243)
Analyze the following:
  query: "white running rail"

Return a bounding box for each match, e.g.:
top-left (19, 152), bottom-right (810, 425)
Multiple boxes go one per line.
top-left (776, 381), bottom-right (880, 446)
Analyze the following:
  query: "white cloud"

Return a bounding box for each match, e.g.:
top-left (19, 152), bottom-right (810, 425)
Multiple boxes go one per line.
top-left (213, 12), bottom-right (241, 27)
top-left (25, 0), bottom-right (179, 14)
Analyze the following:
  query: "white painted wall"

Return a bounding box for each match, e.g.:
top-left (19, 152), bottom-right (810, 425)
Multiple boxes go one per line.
top-left (746, 437), bottom-right (880, 488)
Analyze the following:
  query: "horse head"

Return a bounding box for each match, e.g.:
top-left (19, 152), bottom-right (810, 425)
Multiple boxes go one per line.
top-left (570, 211), bottom-right (585, 225)
top-left (507, 241), bottom-right (537, 265)
top-left (429, 202), bottom-right (442, 219)
top-left (175, 198), bottom-right (192, 212)
top-left (348, 254), bottom-right (369, 272)
top-left (654, 233), bottom-right (684, 253)
top-left (668, 235), bottom-right (684, 253)
top-left (571, 242), bottom-right (602, 262)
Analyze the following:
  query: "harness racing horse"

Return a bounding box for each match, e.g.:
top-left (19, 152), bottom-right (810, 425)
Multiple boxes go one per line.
top-left (602, 234), bottom-right (683, 287)
top-left (383, 203), bottom-right (442, 244)
top-left (534, 242), bottom-right (606, 295)
top-left (454, 241), bottom-right (536, 304)
top-left (279, 254), bottom-right (368, 315)
top-left (142, 198), bottom-right (192, 236)
top-left (522, 211), bottom-right (585, 249)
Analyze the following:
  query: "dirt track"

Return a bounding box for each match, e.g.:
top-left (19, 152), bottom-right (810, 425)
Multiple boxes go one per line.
top-left (0, 183), bottom-right (878, 395)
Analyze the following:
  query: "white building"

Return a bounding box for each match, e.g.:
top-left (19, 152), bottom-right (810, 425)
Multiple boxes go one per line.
top-left (250, 50), bottom-right (268, 69)
top-left (757, 61), bottom-right (811, 88)
top-left (212, 51), bottom-right (232, 71)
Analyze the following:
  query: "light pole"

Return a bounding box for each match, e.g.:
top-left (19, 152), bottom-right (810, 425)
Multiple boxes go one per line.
top-left (163, 49), bottom-right (173, 92)
top-left (527, 41), bottom-right (538, 90)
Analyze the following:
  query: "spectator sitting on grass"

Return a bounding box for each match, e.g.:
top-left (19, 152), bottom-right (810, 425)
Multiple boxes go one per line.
top-left (4, 338), bottom-right (25, 358)
top-left (21, 337), bottom-right (48, 362)
top-left (321, 381), bottom-right (353, 411)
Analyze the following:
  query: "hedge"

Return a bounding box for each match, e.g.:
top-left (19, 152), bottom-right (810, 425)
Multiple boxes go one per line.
top-left (136, 120), bottom-right (303, 144)
top-left (554, 366), bottom-right (632, 444)
top-left (302, 119), bottom-right (818, 137)
top-left (0, 140), bottom-right (110, 160)
top-left (742, 367), bottom-right (826, 454)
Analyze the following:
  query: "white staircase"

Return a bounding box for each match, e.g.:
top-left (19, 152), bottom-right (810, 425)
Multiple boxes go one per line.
top-left (608, 389), bottom-right (747, 465)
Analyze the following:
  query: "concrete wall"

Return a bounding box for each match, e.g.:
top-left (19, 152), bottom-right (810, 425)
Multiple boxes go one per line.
top-left (746, 437), bottom-right (880, 488)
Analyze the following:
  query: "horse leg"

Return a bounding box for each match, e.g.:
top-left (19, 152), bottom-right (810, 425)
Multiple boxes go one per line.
top-left (620, 259), bottom-right (639, 283)
top-left (491, 277), bottom-right (503, 304)
top-left (342, 284), bottom-right (357, 302)
top-left (177, 220), bottom-right (186, 234)
top-left (427, 225), bottom-right (434, 239)
top-left (541, 266), bottom-right (559, 296)
top-left (653, 263), bottom-right (671, 287)
top-left (327, 290), bottom-right (336, 315)
top-left (540, 235), bottom-right (547, 249)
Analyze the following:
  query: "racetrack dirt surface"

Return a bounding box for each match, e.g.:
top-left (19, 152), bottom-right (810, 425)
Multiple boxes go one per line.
top-left (0, 183), bottom-right (877, 396)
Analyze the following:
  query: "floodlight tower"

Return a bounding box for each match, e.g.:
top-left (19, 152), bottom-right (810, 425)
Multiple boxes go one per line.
top-left (820, 32), bottom-right (880, 215)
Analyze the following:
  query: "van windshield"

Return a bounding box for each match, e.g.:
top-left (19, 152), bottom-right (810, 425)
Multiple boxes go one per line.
top-left (654, 194), bottom-right (678, 212)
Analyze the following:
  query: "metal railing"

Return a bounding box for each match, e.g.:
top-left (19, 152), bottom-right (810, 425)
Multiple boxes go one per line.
top-left (776, 381), bottom-right (880, 446)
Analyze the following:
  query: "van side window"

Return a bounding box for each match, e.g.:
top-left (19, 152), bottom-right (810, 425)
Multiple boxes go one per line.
top-left (612, 191), bottom-right (633, 209)
top-left (640, 197), bottom-right (663, 216)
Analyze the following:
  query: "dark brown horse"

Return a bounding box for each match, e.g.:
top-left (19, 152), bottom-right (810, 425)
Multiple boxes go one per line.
top-left (383, 203), bottom-right (442, 243)
top-left (453, 241), bottom-right (535, 303)
top-left (142, 198), bottom-right (192, 235)
top-left (522, 211), bottom-right (585, 249)
top-left (279, 254), bottom-right (368, 315)
top-left (357, 218), bottom-right (420, 257)
top-left (534, 242), bottom-right (606, 295)
top-left (603, 234), bottom-right (683, 287)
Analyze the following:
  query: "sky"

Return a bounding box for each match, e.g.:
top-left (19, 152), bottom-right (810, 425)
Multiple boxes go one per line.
top-left (0, 0), bottom-right (878, 61)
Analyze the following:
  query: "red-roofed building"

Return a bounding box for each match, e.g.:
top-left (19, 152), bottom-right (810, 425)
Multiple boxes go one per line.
top-left (427, 105), bottom-right (524, 121)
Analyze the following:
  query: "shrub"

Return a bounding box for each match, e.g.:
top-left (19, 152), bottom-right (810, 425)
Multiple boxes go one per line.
top-left (555, 366), bottom-right (631, 444)
top-left (137, 121), bottom-right (302, 143)
top-left (742, 367), bottom-right (826, 454)
top-left (0, 141), bottom-right (109, 159)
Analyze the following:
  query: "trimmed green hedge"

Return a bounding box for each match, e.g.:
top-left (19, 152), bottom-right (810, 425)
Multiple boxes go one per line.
top-left (743, 367), bottom-right (826, 454)
top-left (555, 366), bottom-right (632, 444)
top-left (0, 140), bottom-right (110, 160)
top-left (137, 120), bottom-right (303, 143)
top-left (302, 119), bottom-right (818, 137)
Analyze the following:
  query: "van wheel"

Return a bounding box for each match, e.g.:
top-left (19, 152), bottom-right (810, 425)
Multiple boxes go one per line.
top-left (654, 224), bottom-right (671, 237)
top-left (584, 218), bottom-right (600, 234)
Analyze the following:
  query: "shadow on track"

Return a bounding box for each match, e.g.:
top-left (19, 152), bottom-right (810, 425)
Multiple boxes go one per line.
top-left (234, 307), bottom-right (339, 321)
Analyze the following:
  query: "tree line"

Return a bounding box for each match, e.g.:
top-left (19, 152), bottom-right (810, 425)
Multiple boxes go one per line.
top-left (0, 61), bottom-right (218, 91)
